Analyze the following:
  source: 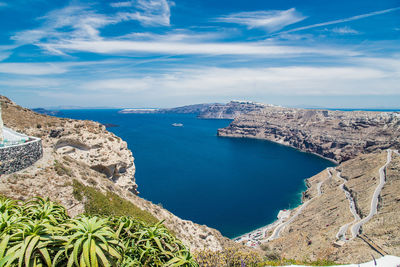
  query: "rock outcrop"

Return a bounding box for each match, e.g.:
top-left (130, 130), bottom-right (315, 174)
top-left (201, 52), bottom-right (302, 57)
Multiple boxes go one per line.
top-left (218, 106), bottom-right (400, 162)
top-left (0, 95), bottom-right (234, 251)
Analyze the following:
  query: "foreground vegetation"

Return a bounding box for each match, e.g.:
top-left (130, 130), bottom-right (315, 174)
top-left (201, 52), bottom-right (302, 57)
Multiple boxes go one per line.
top-left (0, 196), bottom-right (197, 266)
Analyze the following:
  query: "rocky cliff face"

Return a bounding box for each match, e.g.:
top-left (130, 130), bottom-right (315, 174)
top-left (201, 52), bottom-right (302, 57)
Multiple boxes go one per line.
top-left (198, 101), bottom-right (268, 119)
top-left (218, 106), bottom-right (400, 162)
top-left (0, 95), bottom-right (234, 251)
top-left (1, 96), bottom-right (137, 193)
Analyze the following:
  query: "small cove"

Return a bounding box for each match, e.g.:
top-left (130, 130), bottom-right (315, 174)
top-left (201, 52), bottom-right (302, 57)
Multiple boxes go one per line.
top-left (58, 110), bottom-right (336, 238)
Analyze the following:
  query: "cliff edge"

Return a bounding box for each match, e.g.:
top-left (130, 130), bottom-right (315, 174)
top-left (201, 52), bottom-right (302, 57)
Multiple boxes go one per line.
top-left (218, 106), bottom-right (400, 162)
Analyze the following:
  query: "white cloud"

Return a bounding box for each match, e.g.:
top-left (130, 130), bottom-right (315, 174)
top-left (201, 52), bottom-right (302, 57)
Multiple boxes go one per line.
top-left (12, 5), bottom-right (112, 45)
top-left (80, 65), bottom-right (399, 97)
top-left (0, 78), bottom-right (62, 88)
top-left (12, 0), bottom-right (173, 48)
top-left (0, 45), bottom-right (15, 61)
top-left (39, 39), bottom-right (359, 57)
top-left (281, 6), bottom-right (400, 34)
top-left (331, 26), bottom-right (359, 35)
top-left (216, 8), bottom-right (306, 32)
top-left (0, 63), bottom-right (68, 75)
top-left (114, 0), bottom-right (173, 26)
top-left (110, 1), bottom-right (134, 8)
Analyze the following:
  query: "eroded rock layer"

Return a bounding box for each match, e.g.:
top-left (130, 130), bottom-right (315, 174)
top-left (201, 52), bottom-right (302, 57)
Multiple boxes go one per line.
top-left (218, 107), bottom-right (400, 162)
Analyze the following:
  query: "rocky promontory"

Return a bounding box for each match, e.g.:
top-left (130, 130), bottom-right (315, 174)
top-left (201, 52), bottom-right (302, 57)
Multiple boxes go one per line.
top-left (218, 106), bottom-right (400, 162)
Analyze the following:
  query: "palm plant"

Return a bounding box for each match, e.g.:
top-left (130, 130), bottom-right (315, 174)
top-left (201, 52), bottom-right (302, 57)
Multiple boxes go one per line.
top-left (56, 216), bottom-right (124, 267)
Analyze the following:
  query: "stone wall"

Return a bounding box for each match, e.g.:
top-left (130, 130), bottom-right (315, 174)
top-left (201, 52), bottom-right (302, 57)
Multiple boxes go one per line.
top-left (0, 138), bottom-right (43, 174)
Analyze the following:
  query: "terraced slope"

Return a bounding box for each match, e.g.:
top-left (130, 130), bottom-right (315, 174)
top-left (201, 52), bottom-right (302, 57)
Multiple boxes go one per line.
top-left (257, 150), bottom-right (399, 263)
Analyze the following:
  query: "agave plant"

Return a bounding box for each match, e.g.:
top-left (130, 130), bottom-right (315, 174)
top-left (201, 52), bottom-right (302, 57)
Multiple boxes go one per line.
top-left (111, 216), bottom-right (144, 242)
top-left (56, 216), bottom-right (124, 267)
top-left (23, 197), bottom-right (68, 225)
top-left (0, 220), bottom-right (61, 267)
top-left (0, 197), bottom-right (20, 215)
top-left (0, 196), bottom-right (200, 267)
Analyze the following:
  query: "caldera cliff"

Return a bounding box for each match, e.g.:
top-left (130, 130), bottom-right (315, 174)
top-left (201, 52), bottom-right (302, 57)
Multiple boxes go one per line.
top-left (218, 106), bottom-right (400, 162)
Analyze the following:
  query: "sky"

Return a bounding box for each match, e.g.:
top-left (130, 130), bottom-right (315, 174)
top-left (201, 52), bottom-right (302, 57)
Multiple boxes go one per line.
top-left (0, 0), bottom-right (399, 108)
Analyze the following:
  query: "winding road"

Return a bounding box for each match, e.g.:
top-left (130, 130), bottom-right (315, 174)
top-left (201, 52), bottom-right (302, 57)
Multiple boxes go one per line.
top-left (335, 171), bottom-right (361, 241)
top-left (267, 168), bottom-right (332, 241)
top-left (350, 149), bottom-right (392, 238)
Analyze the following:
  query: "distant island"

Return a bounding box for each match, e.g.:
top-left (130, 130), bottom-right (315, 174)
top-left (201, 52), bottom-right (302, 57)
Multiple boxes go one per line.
top-left (119, 100), bottom-right (272, 119)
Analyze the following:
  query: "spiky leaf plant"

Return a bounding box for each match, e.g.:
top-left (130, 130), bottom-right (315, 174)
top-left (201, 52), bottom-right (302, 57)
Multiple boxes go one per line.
top-left (58, 216), bottom-right (124, 267)
top-left (1, 220), bottom-right (61, 267)
top-left (23, 197), bottom-right (68, 225)
top-left (0, 196), bottom-right (198, 267)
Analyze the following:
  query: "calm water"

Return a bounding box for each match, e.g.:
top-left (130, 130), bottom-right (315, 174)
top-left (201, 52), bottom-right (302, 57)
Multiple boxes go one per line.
top-left (58, 110), bottom-right (335, 238)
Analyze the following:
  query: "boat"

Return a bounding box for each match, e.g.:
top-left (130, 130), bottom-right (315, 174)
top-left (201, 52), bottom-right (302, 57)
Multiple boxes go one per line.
top-left (172, 123), bottom-right (183, 127)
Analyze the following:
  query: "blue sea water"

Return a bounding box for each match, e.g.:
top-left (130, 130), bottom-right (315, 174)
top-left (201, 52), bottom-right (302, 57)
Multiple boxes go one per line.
top-left (58, 110), bottom-right (335, 238)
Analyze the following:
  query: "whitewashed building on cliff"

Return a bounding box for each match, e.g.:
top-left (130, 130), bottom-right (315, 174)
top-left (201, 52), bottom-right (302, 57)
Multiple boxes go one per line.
top-left (0, 102), bottom-right (3, 143)
top-left (0, 101), bottom-right (43, 174)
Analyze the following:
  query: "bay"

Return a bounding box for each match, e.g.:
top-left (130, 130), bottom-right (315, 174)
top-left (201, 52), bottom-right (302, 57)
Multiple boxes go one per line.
top-left (58, 110), bottom-right (335, 238)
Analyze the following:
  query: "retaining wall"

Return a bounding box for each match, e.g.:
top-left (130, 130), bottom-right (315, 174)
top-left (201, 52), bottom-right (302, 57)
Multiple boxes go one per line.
top-left (0, 138), bottom-right (43, 174)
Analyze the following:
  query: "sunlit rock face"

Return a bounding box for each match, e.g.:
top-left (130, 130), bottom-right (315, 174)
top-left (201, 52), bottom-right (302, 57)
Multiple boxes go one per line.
top-left (219, 106), bottom-right (400, 163)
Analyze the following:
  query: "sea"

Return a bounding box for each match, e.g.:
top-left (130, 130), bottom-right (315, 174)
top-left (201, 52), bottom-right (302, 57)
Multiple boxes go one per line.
top-left (58, 110), bottom-right (336, 238)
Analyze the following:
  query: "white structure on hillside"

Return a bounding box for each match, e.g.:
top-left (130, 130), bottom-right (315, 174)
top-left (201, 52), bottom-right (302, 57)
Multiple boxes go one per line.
top-left (0, 102), bottom-right (3, 143)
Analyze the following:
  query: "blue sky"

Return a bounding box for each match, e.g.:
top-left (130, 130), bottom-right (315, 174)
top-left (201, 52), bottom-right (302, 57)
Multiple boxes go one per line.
top-left (0, 0), bottom-right (399, 108)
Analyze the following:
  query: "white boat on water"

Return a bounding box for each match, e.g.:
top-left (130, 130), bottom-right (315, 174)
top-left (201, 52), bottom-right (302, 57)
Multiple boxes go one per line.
top-left (172, 123), bottom-right (183, 127)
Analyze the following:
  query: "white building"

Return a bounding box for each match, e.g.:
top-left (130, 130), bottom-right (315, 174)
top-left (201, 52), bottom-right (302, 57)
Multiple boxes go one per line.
top-left (0, 102), bottom-right (3, 143)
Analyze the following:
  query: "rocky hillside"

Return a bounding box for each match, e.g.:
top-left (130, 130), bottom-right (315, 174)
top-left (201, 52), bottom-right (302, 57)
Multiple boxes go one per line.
top-left (0, 95), bottom-right (234, 251)
top-left (256, 149), bottom-right (400, 263)
top-left (119, 100), bottom-right (268, 119)
top-left (218, 106), bottom-right (400, 162)
top-left (198, 101), bottom-right (268, 119)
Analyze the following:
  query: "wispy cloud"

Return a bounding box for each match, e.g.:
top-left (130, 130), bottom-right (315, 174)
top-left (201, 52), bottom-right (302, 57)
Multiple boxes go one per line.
top-left (0, 78), bottom-right (62, 88)
top-left (280, 6), bottom-right (400, 34)
top-left (12, 5), bottom-right (112, 45)
top-left (110, 1), bottom-right (134, 8)
top-left (331, 26), bottom-right (359, 35)
top-left (216, 8), bottom-right (306, 32)
top-left (80, 65), bottom-right (398, 97)
top-left (113, 0), bottom-right (173, 26)
top-left (39, 39), bottom-right (359, 57)
top-left (12, 0), bottom-right (173, 48)
top-left (0, 63), bottom-right (68, 75)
